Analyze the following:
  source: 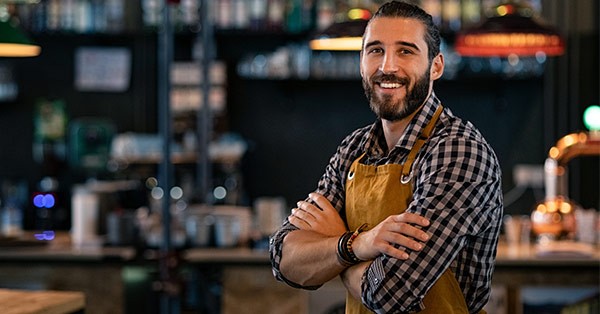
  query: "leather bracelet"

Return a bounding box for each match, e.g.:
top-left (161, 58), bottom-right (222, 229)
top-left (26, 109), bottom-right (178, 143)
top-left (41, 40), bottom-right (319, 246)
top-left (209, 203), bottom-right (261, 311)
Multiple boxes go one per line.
top-left (336, 232), bottom-right (355, 267)
top-left (336, 223), bottom-right (369, 267)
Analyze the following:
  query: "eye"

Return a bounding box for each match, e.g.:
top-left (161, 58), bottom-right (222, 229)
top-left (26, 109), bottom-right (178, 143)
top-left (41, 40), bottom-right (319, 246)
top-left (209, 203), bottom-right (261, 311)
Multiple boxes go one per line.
top-left (399, 48), bottom-right (413, 55)
top-left (367, 47), bottom-right (383, 54)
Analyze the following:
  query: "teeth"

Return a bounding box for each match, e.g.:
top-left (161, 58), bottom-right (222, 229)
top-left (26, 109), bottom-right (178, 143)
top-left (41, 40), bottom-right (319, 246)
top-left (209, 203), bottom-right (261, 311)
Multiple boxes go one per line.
top-left (379, 82), bottom-right (402, 88)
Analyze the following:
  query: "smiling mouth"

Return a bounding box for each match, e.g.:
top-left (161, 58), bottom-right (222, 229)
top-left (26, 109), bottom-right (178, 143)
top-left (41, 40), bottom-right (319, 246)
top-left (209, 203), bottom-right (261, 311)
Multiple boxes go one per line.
top-left (378, 82), bottom-right (404, 89)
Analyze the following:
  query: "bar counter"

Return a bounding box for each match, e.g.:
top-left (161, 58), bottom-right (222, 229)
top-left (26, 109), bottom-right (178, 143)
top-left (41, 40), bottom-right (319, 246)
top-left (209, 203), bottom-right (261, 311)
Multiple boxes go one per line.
top-left (0, 237), bottom-right (597, 314)
top-left (182, 241), bottom-right (600, 266)
top-left (1, 240), bottom-right (596, 266)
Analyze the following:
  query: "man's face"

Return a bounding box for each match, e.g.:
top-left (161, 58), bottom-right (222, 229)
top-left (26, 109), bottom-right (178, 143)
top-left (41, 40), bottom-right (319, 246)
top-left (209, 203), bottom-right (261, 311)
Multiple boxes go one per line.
top-left (360, 17), bottom-right (436, 121)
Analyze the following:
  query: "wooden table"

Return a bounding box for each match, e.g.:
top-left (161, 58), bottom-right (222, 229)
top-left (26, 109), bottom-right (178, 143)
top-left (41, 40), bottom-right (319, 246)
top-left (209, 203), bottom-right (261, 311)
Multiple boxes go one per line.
top-left (0, 289), bottom-right (85, 314)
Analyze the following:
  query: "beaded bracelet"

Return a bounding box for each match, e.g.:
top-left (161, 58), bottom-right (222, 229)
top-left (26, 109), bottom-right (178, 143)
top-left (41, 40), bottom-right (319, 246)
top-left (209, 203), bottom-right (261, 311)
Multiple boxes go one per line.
top-left (336, 223), bottom-right (369, 267)
top-left (346, 223), bottom-right (368, 262)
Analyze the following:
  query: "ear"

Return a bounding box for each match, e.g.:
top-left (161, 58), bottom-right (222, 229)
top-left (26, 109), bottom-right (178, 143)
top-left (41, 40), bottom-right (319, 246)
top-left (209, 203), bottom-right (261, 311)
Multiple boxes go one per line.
top-left (430, 53), bottom-right (444, 80)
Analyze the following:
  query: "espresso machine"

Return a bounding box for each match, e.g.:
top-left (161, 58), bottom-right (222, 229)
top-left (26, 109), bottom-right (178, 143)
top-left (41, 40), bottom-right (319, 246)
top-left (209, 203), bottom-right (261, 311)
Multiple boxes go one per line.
top-left (531, 130), bottom-right (600, 243)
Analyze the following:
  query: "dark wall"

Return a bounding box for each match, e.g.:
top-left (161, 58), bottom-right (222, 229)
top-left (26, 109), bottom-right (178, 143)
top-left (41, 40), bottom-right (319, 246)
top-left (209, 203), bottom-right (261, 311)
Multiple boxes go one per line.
top-left (227, 74), bottom-right (548, 214)
top-left (0, 30), bottom-right (596, 219)
top-left (228, 78), bottom-right (373, 205)
top-left (0, 33), bottom-right (158, 184)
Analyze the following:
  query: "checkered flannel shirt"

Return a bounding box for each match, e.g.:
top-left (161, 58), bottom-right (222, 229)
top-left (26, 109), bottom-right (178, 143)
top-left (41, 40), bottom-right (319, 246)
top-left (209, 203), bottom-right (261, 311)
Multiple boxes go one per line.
top-left (269, 92), bottom-right (503, 314)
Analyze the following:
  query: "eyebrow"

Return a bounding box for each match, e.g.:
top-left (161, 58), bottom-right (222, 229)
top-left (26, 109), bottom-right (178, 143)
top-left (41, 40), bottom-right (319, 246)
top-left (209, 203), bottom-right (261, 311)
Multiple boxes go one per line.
top-left (364, 40), bottom-right (421, 52)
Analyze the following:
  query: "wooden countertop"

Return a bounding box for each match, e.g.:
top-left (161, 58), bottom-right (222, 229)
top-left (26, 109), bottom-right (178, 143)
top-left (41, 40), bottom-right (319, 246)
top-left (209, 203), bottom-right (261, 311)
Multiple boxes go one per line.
top-left (184, 241), bottom-right (600, 266)
top-left (1, 231), bottom-right (598, 267)
top-left (0, 232), bottom-right (135, 263)
top-left (184, 247), bottom-right (270, 264)
top-left (0, 245), bottom-right (136, 263)
top-left (495, 241), bottom-right (600, 266)
top-left (0, 289), bottom-right (85, 314)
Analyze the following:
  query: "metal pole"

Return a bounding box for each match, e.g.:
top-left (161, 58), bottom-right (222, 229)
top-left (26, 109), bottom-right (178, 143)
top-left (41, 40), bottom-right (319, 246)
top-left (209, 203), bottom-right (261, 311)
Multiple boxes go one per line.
top-left (158, 1), bottom-right (178, 313)
top-left (541, 0), bottom-right (557, 152)
top-left (197, 0), bottom-right (214, 205)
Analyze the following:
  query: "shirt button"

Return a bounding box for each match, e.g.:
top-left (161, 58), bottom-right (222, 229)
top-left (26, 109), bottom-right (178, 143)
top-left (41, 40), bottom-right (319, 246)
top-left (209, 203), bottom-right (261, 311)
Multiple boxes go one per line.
top-left (374, 278), bottom-right (379, 284)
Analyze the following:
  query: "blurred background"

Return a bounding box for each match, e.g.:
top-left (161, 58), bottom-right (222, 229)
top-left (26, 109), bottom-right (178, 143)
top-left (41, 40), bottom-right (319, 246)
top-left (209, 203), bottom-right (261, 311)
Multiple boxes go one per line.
top-left (0, 1), bottom-right (597, 314)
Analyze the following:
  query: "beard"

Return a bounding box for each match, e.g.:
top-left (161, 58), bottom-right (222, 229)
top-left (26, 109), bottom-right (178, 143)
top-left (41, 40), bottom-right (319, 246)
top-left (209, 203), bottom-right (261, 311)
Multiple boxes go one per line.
top-left (362, 69), bottom-right (431, 121)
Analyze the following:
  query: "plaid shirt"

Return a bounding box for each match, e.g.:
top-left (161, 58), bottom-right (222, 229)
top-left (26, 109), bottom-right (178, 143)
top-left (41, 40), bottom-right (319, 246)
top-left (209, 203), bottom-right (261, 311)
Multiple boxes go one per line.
top-left (270, 92), bottom-right (503, 314)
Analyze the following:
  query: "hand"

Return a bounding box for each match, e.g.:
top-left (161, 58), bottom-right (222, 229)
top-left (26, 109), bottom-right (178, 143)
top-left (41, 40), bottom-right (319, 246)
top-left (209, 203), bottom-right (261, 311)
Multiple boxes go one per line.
top-left (353, 213), bottom-right (430, 261)
top-left (288, 193), bottom-right (347, 237)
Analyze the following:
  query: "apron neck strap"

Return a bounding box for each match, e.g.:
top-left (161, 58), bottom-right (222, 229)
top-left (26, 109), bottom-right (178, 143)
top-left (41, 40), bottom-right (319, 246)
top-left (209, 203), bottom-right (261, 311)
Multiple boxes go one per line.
top-left (401, 105), bottom-right (444, 181)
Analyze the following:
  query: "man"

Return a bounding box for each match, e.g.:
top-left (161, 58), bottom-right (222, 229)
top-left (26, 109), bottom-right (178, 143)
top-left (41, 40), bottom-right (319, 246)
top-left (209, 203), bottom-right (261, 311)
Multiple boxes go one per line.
top-left (269, 1), bottom-right (503, 313)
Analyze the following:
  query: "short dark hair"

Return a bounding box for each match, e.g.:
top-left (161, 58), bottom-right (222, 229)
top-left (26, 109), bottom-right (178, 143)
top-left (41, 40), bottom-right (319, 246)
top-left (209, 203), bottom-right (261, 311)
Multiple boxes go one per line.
top-left (369, 1), bottom-right (441, 62)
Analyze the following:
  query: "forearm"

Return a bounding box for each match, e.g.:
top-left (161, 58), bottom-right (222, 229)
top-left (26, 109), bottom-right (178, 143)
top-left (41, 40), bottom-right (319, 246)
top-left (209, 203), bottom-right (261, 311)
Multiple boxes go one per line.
top-left (341, 261), bottom-right (370, 300)
top-left (280, 229), bottom-right (346, 286)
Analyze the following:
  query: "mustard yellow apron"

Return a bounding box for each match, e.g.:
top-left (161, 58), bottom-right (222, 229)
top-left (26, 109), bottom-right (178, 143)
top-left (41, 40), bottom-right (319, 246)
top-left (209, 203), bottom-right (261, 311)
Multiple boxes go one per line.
top-left (344, 105), bottom-right (470, 314)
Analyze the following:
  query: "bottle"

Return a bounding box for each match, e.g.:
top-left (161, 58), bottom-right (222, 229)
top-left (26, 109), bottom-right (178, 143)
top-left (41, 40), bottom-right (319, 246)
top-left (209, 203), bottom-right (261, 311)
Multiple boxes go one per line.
top-left (421, 0), bottom-right (442, 27)
top-left (233, 0), bottom-right (249, 30)
top-left (461, 0), bottom-right (481, 28)
top-left (315, 0), bottom-right (334, 31)
top-left (215, 0), bottom-right (233, 30)
top-left (267, 0), bottom-right (285, 31)
top-left (441, 0), bottom-right (460, 32)
top-left (285, 0), bottom-right (303, 33)
top-left (71, 185), bottom-right (99, 248)
top-left (1, 198), bottom-right (23, 238)
top-left (249, 0), bottom-right (268, 30)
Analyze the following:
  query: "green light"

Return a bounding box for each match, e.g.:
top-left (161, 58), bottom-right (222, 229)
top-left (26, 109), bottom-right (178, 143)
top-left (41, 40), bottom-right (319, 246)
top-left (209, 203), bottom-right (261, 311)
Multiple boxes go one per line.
top-left (583, 105), bottom-right (600, 131)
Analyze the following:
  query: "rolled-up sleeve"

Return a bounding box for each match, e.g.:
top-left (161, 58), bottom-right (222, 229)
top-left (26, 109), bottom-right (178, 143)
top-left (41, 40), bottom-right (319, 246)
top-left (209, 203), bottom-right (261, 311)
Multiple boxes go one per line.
top-left (269, 220), bottom-right (312, 288)
top-left (269, 132), bottom-right (360, 288)
top-left (361, 135), bottom-right (503, 313)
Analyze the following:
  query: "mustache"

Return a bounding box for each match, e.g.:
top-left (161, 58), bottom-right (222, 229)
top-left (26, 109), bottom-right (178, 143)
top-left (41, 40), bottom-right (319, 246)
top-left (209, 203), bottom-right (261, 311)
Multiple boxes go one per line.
top-left (372, 73), bottom-right (410, 85)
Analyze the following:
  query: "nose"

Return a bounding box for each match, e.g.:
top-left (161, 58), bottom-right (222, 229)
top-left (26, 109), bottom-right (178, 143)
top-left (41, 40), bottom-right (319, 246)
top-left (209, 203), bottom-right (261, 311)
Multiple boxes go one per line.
top-left (379, 52), bottom-right (398, 74)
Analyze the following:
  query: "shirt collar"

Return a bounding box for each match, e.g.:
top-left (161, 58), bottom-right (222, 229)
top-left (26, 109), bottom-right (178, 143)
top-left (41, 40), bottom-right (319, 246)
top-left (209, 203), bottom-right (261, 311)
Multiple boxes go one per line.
top-left (362, 92), bottom-right (442, 155)
top-left (395, 92), bottom-right (442, 151)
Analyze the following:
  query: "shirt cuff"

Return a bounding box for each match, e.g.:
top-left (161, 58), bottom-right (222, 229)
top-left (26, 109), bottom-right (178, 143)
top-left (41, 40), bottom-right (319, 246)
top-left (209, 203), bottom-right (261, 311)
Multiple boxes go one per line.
top-left (361, 257), bottom-right (425, 313)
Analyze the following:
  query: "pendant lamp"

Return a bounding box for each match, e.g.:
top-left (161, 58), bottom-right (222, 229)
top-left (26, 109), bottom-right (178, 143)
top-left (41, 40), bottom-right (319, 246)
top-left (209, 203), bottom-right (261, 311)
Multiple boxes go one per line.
top-left (0, 19), bottom-right (40, 57)
top-left (455, 1), bottom-right (564, 57)
top-left (309, 8), bottom-right (371, 51)
top-left (0, 1), bottom-right (40, 57)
